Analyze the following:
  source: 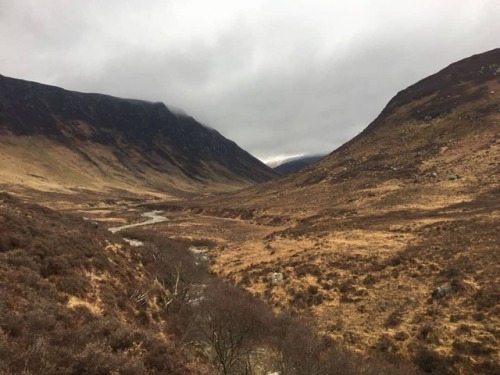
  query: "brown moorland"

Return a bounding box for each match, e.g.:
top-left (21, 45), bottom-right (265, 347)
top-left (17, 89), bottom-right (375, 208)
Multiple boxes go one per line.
top-left (140, 48), bottom-right (500, 375)
top-left (0, 192), bottom-right (423, 375)
top-left (0, 49), bottom-right (498, 374)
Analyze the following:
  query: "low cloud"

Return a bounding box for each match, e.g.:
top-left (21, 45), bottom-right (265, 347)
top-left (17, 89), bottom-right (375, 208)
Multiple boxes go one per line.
top-left (1, 0), bottom-right (499, 160)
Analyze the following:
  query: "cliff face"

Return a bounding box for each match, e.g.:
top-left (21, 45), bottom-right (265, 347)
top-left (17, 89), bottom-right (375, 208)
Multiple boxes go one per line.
top-left (0, 75), bottom-right (277, 192)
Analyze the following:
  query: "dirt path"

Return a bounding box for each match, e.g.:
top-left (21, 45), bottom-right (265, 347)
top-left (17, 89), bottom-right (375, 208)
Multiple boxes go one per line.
top-left (108, 210), bottom-right (168, 233)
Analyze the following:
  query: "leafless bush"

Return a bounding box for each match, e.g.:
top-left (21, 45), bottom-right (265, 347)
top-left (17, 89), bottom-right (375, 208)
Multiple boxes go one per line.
top-left (188, 280), bottom-right (271, 374)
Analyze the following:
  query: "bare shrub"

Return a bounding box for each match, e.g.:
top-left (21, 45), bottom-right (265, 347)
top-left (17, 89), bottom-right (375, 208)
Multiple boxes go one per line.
top-left (188, 280), bottom-right (271, 374)
top-left (413, 346), bottom-right (452, 374)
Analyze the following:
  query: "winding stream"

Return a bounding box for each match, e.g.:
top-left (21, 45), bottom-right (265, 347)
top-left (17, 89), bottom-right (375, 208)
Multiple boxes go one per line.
top-left (108, 210), bottom-right (169, 234)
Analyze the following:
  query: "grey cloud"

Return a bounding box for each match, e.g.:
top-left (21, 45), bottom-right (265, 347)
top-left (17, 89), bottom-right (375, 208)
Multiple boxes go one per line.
top-left (1, 0), bottom-right (499, 161)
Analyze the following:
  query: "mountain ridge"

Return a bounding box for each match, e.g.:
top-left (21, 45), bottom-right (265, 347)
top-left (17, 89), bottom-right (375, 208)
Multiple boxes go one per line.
top-left (0, 74), bottom-right (277, 194)
top-left (346, 48), bottom-right (500, 147)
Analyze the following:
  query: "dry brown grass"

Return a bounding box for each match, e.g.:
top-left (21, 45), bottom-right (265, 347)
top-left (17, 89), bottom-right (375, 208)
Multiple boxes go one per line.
top-left (1, 49), bottom-right (498, 375)
top-left (129, 71), bottom-right (500, 374)
top-left (152, 184), bottom-right (498, 374)
top-left (0, 192), bottom-right (217, 374)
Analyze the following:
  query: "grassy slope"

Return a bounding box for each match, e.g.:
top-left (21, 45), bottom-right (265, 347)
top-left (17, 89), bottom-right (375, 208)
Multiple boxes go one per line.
top-left (0, 192), bottom-right (426, 375)
top-left (0, 135), bottom-right (257, 196)
top-left (0, 192), bottom-right (215, 375)
top-left (149, 52), bottom-right (500, 374)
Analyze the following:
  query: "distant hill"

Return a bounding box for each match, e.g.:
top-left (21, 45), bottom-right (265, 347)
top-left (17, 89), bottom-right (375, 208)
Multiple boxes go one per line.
top-left (273, 154), bottom-right (325, 175)
top-left (0, 75), bottom-right (277, 193)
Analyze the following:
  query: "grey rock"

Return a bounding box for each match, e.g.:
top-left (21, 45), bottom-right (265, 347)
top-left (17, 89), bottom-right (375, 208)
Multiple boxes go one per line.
top-left (432, 283), bottom-right (454, 299)
top-left (270, 272), bottom-right (284, 285)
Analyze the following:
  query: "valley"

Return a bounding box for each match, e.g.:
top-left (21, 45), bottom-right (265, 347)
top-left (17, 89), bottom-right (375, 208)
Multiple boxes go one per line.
top-left (61, 164), bottom-right (497, 375)
top-left (1, 49), bottom-right (499, 374)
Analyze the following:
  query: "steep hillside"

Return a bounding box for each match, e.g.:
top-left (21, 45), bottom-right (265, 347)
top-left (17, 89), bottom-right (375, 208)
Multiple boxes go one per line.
top-left (231, 48), bottom-right (500, 212)
top-left (149, 49), bottom-right (499, 375)
top-left (0, 75), bottom-right (277, 194)
top-left (0, 192), bottom-right (216, 374)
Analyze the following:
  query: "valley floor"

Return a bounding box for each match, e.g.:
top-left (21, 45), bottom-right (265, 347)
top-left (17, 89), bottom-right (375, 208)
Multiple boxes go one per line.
top-left (13, 180), bottom-right (496, 375)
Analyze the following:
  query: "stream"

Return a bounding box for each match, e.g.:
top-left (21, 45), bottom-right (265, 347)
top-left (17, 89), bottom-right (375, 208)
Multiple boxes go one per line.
top-left (108, 210), bottom-right (169, 234)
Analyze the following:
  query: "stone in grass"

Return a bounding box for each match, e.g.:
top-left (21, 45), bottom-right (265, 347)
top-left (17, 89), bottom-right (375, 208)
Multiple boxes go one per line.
top-left (432, 283), bottom-right (455, 299)
top-left (270, 272), bottom-right (284, 285)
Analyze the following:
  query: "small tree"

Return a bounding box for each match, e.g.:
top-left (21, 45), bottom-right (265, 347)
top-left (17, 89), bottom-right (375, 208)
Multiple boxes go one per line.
top-left (191, 280), bottom-right (269, 375)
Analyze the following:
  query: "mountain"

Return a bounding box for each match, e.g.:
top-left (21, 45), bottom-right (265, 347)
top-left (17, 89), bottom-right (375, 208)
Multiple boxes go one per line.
top-left (273, 154), bottom-right (325, 175)
top-left (0, 74), bottom-right (277, 194)
top-left (166, 48), bottom-right (499, 374)
top-left (225, 48), bottom-right (499, 210)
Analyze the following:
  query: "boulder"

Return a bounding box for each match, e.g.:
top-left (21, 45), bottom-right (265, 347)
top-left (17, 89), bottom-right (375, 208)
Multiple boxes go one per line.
top-left (270, 272), bottom-right (284, 285)
top-left (432, 283), bottom-right (454, 299)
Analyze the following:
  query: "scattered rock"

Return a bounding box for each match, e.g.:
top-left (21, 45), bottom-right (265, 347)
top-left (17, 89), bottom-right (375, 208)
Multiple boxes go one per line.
top-left (448, 174), bottom-right (460, 180)
top-left (187, 284), bottom-right (206, 305)
top-left (270, 272), bottom-right (284, 285)
top-left (432, 283), bottom-right (454, 299)
top-left (189, 246), bottom-right (210, 263)
top-left (123, 238), bottom-right (143, 247)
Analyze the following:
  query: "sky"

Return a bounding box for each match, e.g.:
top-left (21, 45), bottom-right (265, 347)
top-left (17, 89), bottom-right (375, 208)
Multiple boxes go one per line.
top-left (1, 1), bottom-right (499, 163)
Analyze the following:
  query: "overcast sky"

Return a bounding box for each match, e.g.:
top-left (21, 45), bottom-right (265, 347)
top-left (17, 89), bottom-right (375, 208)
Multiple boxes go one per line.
top-left (1, 1), bottom-right (499, 163)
